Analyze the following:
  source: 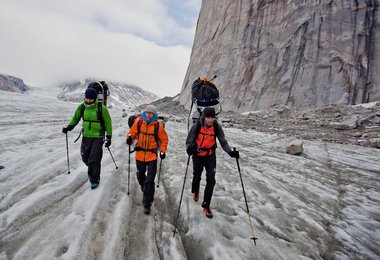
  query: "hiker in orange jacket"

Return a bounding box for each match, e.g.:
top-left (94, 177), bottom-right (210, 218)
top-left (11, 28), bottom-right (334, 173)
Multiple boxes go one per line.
top-left (126, 105), bottom-right (168, 214)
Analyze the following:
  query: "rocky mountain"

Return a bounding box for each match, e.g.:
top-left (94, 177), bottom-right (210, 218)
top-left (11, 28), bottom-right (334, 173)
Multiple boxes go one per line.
top-left (177, 0), bottom-right (380, 112)
top-left (58, 79), bottom-right (159, 108)
top-left (0, 73), bottom-right (30, 93)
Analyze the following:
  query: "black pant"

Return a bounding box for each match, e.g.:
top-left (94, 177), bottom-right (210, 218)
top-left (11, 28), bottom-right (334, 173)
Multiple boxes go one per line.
top-left (136, 160), bottom-right (157, 208)
top-left (192, 154), bottom-right (216, 208)
top-left (81, 137), bottom-right (104, 184)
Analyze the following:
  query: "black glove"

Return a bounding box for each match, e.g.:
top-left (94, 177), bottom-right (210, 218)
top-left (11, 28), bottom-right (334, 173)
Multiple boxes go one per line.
top-left (62, 125), bottom-right (74, 134)
top-left (186, 143), bottom-right (198, 155)
top-left (228, 150), bottom-right (240, 159)
top-left (126, 135), bottom-right (133, 145)
top-left (105, 136), bottom-right (112, 147)
top-left (160, 152), bottom-right (166, 159)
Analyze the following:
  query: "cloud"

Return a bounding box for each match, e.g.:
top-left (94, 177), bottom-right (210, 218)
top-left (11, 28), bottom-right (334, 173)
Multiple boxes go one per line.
top-left (0, 0), bottom-right (200, 97)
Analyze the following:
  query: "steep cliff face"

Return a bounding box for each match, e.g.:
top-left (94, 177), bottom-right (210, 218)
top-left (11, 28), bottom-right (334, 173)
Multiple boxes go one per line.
top-left (178, 0), bottom-right (379, 112)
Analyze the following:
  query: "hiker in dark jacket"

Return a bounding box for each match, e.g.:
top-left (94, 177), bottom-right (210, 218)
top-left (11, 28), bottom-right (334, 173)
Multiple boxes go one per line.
top-left (186, 107), bottom-right (239, 218)
top-left (62, 87), bottom-right (112, 190)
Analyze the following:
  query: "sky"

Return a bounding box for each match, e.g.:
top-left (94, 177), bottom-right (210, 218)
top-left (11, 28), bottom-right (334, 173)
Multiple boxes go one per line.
top-left (0, 88), bottom-right (379, 259)
top-left (0, 0), bottom-right (202, 97)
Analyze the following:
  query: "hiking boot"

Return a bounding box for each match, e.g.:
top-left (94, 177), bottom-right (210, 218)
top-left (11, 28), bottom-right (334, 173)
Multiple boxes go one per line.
top-left (90, 182), bottom-right (98, 190)
top-left (192, 192), bottom-right (199, 202)
top-left (202, 207), bottom-right (213, 218)
top-left (144, 207), bottom-right (151, 215)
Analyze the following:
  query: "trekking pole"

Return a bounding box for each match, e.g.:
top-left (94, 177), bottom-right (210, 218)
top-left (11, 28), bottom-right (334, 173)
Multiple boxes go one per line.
top-left (234, 147), bottom-right (258, 245)
top-left (65, 133), bottom-right (70, 174)
top-left (127, 144), bottom-right (131, 196)
top-left (173, 155), bottom-right (191, 237)
top-left (107, 147), bottom-right (119, 169)
top-left (156, 158), bottom-right (163, 188)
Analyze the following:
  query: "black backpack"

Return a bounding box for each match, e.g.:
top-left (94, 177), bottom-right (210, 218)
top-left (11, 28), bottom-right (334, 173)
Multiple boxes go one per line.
top-left (88, 81), bottom-right (109, 106)
top-left (191, 76), bottom-right (219, 107)
top-left (128, 115), bottom-right (139, 128)
top-left (187, 76), bottom-right (221, 130)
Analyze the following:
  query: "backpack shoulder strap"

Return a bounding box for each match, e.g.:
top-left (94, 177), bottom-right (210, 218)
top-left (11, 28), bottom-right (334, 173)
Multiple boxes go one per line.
top-left (80, 103), bottom-right (86, 119)
top-left (195, 121), bottom-right (202, 138)
top-left (213, 120), bottom-right (219, 135)
top-left (154, 122), bottom-right (160, 146)
top-left (98, 102), bottom-right (105, 129)
top-left (213, 121), bottom-right (219, 143)
top-left (137, 117), bottom-right (143, 136)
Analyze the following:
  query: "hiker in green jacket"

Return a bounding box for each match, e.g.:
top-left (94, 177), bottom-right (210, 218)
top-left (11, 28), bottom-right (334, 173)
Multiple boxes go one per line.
top-left (62, 88), bottom-right (112, 189)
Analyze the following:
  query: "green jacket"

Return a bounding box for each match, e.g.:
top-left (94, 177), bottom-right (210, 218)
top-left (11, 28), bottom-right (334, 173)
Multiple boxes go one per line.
top-left (69, 99), bottom-right (112, 138)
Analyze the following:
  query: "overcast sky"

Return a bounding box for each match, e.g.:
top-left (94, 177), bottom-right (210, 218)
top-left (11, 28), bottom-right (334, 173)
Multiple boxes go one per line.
top-left (0, 0), bottom-right (202, 97)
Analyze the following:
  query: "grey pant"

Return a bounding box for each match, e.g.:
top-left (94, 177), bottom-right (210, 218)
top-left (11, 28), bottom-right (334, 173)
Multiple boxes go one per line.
top-left (81, 137), bottom-right (104, 184)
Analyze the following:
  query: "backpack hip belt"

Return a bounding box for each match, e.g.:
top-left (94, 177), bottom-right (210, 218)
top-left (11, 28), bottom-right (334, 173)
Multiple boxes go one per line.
top-left (134, 146), bottom-right (158, 154)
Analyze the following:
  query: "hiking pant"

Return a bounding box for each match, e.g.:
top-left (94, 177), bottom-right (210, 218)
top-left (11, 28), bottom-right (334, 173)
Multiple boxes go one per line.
top-left (191, 154), bottom-right (216, 208)
top-left (81, 137), bottom-right (104, 184)
top-left (136, 160), bottom-right (157, 208)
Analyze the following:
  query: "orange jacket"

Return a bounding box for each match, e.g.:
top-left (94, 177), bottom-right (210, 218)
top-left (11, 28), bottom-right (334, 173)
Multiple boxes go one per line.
top-left (127, 119), bottom-right (168, 162)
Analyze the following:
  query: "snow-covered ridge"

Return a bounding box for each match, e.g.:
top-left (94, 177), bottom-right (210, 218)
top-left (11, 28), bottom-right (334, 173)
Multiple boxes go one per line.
top-left (0, 73), bottom-right (30, 93)
top-left (58, 78), bottom-right (159, 108)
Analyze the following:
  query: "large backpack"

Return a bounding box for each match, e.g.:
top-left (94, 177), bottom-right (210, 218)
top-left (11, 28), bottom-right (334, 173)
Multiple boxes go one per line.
top-left (188, 76), bottom-right (221, 130)
top-left (88, 81), bottom-right (109, 106)
top-left (191, 76), bottom-right (219, 107)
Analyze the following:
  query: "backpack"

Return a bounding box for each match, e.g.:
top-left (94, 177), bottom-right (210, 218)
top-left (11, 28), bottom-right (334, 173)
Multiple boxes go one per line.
top-left (191, 76), bottom-right (219, 107)
top-left (128, 115), bottom-right (139, 128)
top-left (187, 76), bottom-right (221, 130)
top-left (88, 81), bottom-right (110, 106)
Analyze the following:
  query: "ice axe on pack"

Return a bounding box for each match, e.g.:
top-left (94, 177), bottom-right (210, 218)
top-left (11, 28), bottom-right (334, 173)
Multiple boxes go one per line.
top-left (234, 147), bottom-right (258, 245)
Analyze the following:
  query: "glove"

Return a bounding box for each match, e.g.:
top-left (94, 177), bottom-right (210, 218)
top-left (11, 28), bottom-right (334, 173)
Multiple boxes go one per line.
top-left (105, 136), bottom-right (112, 147)
top-left (62, 125), bottom-right (74, 134)
top-left (126, 135), bottom-right (133, 145)
top-left (186, 143), bottom-right (198, 155)
top-left (160, 152), bottom-right (166, 159)
top-left (228, 150), bottom-right (240, 159)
